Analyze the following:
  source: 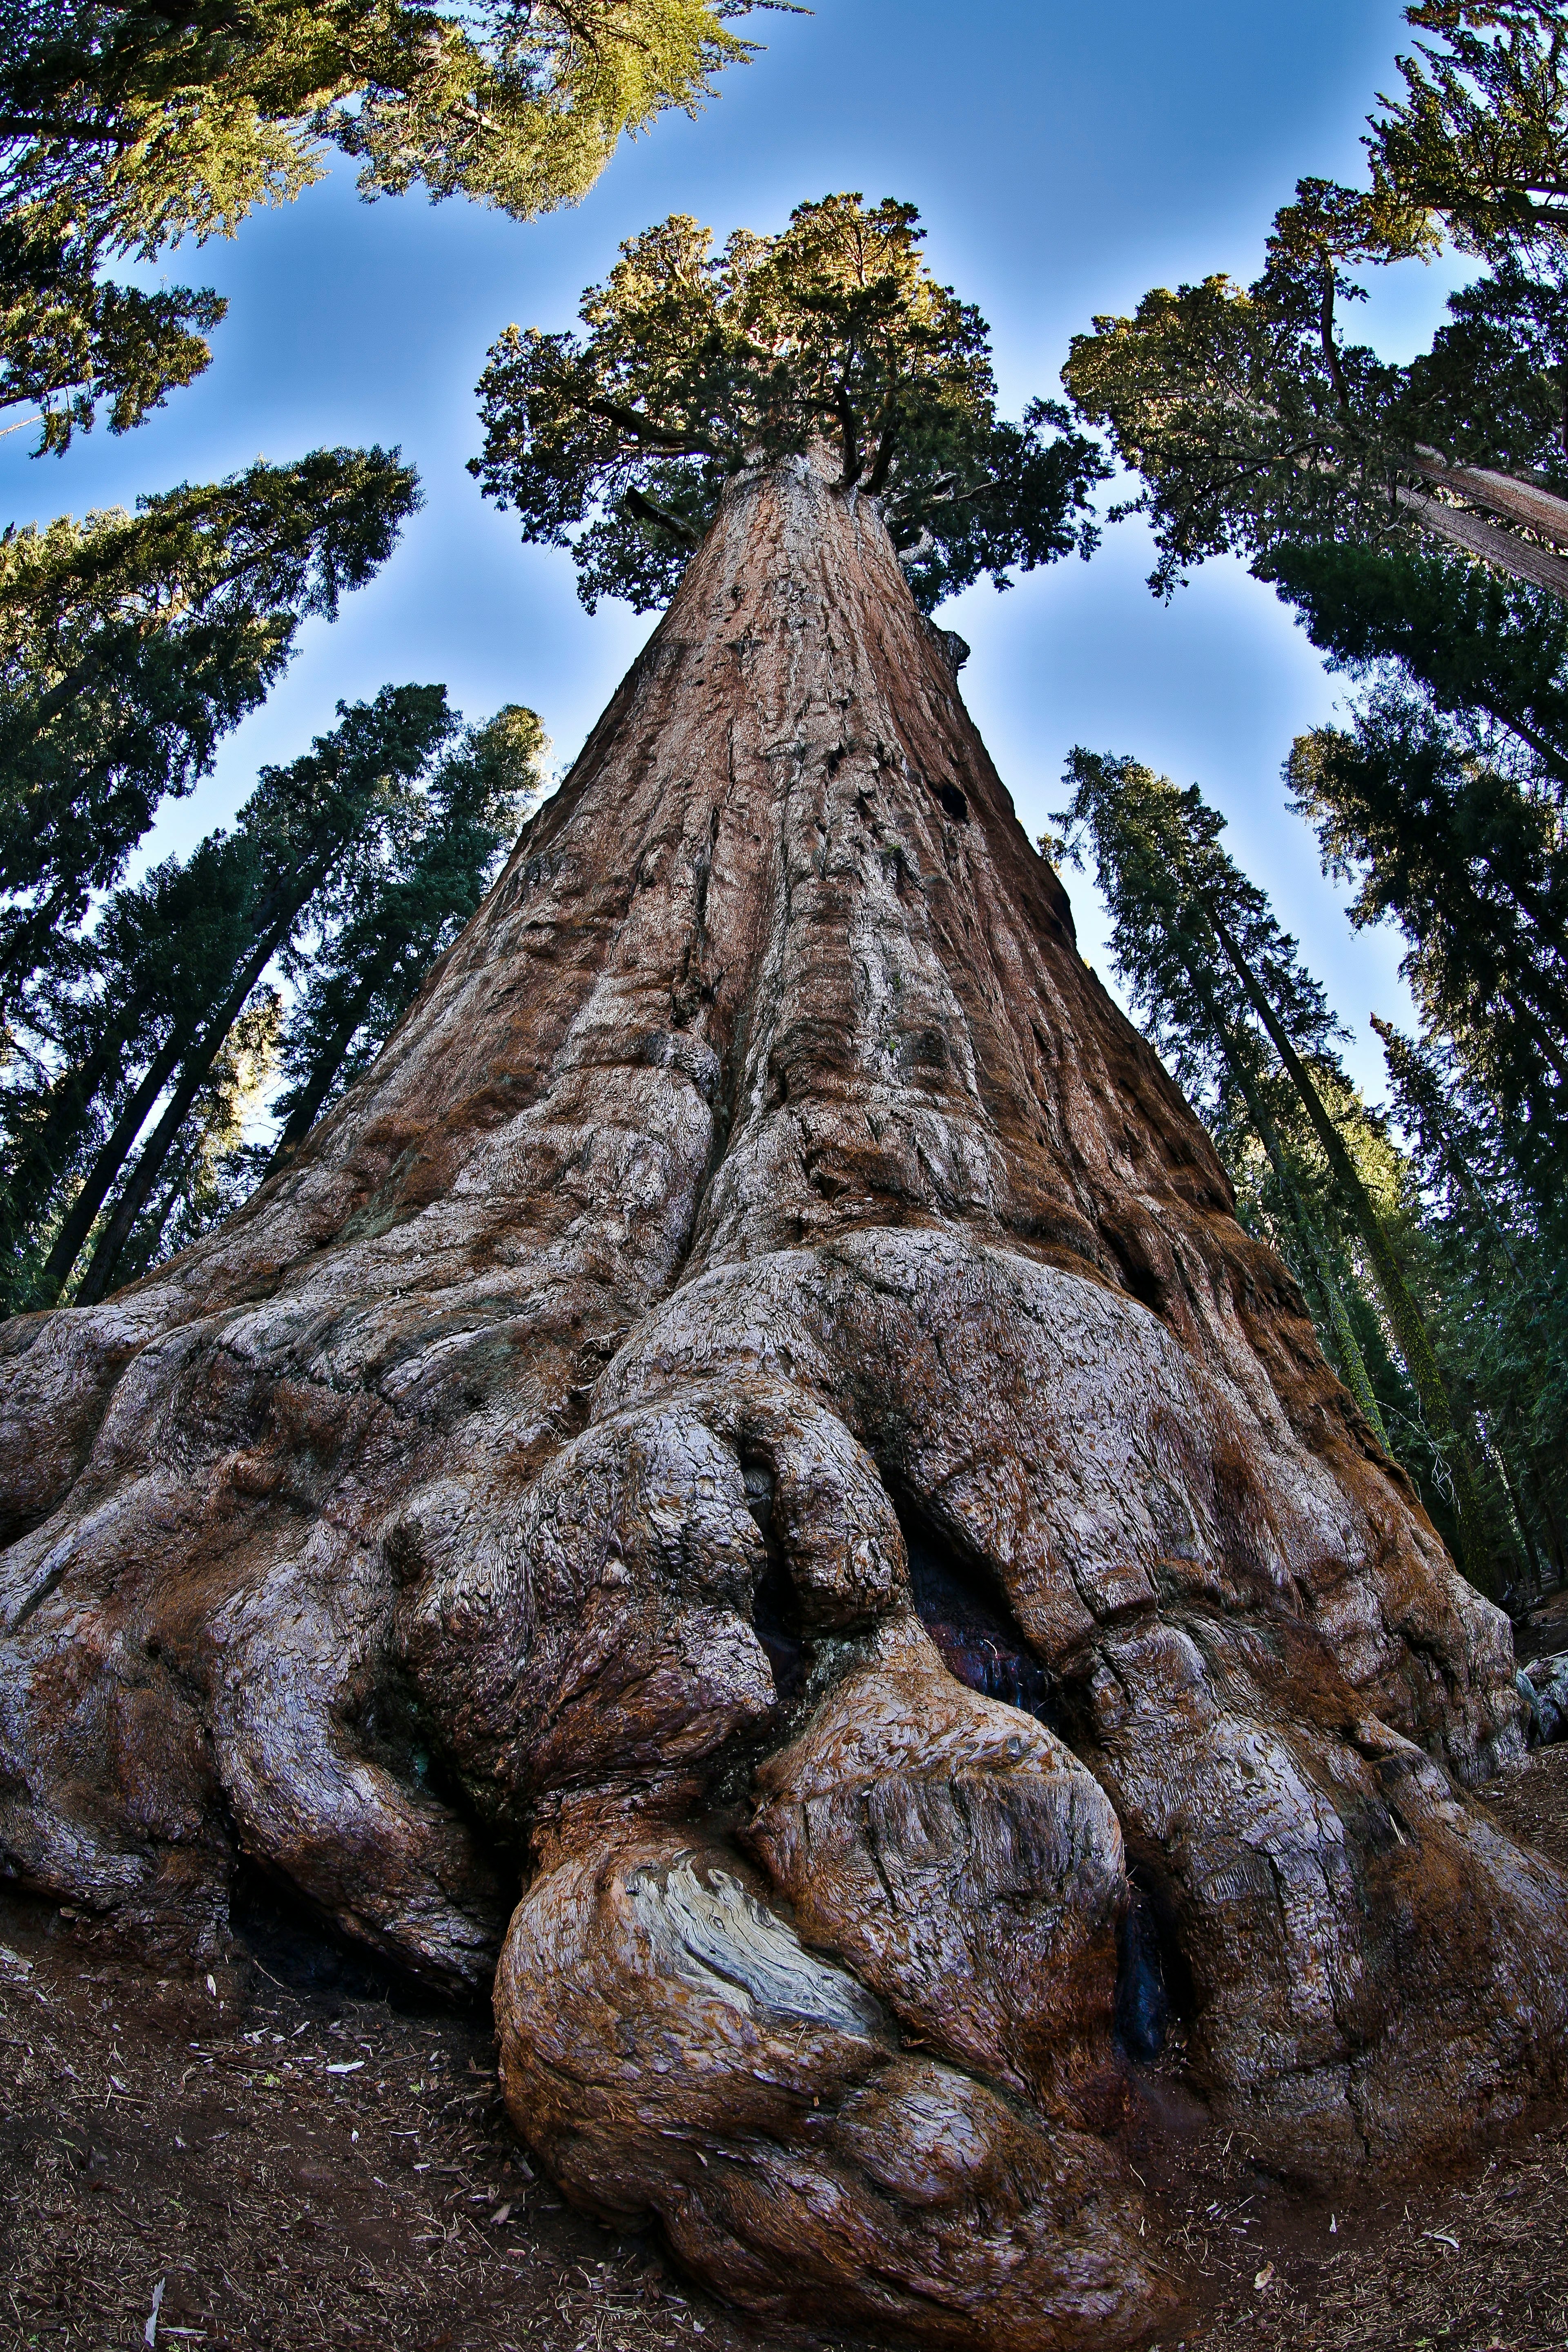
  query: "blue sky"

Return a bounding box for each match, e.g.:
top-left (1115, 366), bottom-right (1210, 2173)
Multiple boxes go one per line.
top-left (4, 0), bottom-right (1474, 1100)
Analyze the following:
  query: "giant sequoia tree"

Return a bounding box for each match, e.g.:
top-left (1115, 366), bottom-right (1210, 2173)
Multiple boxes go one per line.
top-left (1, 442), bottom-right (1565, 2346)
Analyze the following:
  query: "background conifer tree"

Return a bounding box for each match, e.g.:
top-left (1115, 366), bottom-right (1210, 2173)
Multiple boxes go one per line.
top-left (0, 0), bottom-right (764, 450)
top-left (1374, 1010), bottom-right (1568, 1582)
top-left (0, 679), bottom-right (532, 1308)
top-left (265, 702), bottom-right (543, 1172)
top-left (1, 826), bottom-right (263, 1306)
top-left (104, 985), bottom-right (283, 1290)
top-left (1054, 746), bottom-right (1508, 1593)
top-left (63, 682), bottom-right (457, 1306)
top-left (1287, 692), bottom-right (1568, 1180)
top-left (0, 444), bottom-right (421, 1016)
top-left (2, 682), bottom-right (540, 1307)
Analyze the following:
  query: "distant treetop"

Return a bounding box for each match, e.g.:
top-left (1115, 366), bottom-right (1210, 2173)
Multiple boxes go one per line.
top-left (1366, 1), bottom-right (1568, 259)
top-left (1063, 2), bottom-right (1568, 602)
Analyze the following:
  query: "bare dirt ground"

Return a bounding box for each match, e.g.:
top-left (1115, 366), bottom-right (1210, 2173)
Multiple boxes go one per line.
top-left (5, 1743), bottom-right (1568, 2352)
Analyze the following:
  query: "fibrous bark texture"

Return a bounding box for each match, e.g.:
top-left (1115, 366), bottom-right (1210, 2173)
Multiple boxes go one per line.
top-left (2, 451), bottom-right (1565, 2348)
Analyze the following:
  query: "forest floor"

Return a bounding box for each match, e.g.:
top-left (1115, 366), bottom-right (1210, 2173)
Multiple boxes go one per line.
top-left (4, 1744), bottom-right (1568, 2352)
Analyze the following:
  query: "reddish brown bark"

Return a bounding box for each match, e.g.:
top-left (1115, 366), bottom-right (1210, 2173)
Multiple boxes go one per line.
top-left (1, 450), bottom-right (1564, 2347)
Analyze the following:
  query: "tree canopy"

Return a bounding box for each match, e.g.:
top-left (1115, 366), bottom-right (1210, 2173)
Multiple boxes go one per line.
top-left (1, 0), bottom-right (762, 452)
top-left (470, 193), bottom-right (1109, 613)
top-left (1059, 175), bottom-right (1568, 600)
top-left (1062, 6), bottom-right (1568, 601)
top-left (1366, 1), bottom-right (1568, 257)
top-left (1287, 687), bottom-right (1568, 1175)
top-left (1268, 535), bottom-right (1568, 770)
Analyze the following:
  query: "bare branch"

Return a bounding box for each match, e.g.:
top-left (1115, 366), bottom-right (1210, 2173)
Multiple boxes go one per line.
top-left (579, 393), bottom-right (721, 458)
top-left (623, 486), bottom-right (699, 545)
top-left (1395, 482), bottom-right (1568, 595)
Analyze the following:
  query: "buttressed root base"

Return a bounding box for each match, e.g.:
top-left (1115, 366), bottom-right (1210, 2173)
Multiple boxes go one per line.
top-left (2, 451), bottom-right (1564, 2348)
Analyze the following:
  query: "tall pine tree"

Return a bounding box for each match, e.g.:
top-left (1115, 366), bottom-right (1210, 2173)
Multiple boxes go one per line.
top-left (2, 828), bottom-right (261, 1306)
top-left (1054, 746), bottom-right (1506, 1594)
top-left (0, 445), bottom-right (421, 1015)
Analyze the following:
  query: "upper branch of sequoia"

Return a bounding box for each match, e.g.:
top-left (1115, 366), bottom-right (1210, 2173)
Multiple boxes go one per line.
top-left (468, 192), bottom-right (1110, 612)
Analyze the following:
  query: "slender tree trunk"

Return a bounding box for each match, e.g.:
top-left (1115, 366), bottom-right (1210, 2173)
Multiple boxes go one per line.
top-left (33, 1019), bottom-right (193, 1305)
top-left (1191, 963), bottom-right (1392, 1451)
top-left (4, 992), bottom-right (152, 1248)
top-left (50, 856), bottom-right (335, 1303)
top-left (74, 918), bottom-right (293, 1306)
top-left (1408, 449), bottom-right (1568, 551)
top-left (263, 956), bottom-right (394, 1178)
top-left (1532, 1459), bottom-right (1568, 1580)
top-left (1496, 976), bottom-right (1568, 1087)
top-left (129, 1129), bottom-right (212, 1275)
top-left (99, 1135), bottom-right (203, 1294)
top-left (1493, 1433), bottom-right (1544, 1600)
top-left (0, 454), bottom-right (1561, 2347)
top-left (1208, 910), bottom-right (1495, 1592)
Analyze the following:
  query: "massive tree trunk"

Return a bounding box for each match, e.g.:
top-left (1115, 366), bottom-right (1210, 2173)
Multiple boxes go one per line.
top-left (1, 450), bottom-right (1564, 2348)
